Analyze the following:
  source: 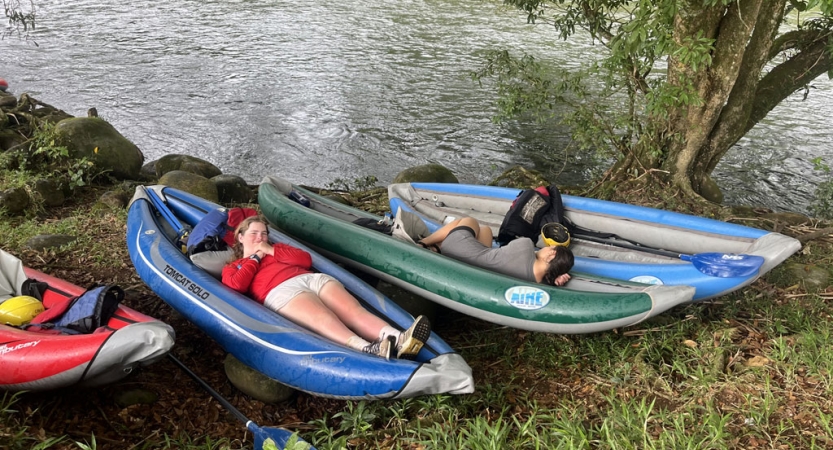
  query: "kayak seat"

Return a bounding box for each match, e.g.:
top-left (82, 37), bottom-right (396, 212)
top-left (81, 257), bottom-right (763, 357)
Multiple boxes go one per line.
top-left (191, 248), bottom-right (234, 279)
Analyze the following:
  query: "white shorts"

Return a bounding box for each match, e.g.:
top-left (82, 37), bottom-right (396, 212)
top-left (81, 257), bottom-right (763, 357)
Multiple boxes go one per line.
top-left (263, 273), bottom-right (341, 312)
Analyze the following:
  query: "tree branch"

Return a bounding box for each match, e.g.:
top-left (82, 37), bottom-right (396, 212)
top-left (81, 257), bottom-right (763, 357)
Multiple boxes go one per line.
top-left (748, 39), bottom-right (833, 131)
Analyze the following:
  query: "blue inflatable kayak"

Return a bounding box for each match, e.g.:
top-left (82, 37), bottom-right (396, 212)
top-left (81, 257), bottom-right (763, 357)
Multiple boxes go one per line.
top-left (127, 185), bottom-right (474, 400)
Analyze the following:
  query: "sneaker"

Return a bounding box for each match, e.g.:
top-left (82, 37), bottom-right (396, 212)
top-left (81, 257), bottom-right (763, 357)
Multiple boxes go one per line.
top-left (362, 335), bottom-right (395, 360)
top-left (390, 211), bottom-right (416, 244)
top-left (390, 207), bottom-right (431, 244)
top-left (396, 315), bottom-right (431, 360)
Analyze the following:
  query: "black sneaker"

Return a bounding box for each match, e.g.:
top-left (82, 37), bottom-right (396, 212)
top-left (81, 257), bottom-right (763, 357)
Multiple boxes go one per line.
top-left (396, 315), bottom-right (431, 360)
top-left (363, 335), bottom-right (395, 360)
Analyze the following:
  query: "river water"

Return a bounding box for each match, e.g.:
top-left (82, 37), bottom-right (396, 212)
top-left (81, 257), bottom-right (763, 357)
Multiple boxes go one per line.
top-left (4, 0), bottom-right (831, 214)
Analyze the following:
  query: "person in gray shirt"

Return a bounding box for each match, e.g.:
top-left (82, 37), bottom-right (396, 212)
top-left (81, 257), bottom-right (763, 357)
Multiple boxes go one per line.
top-left (416, 217), bottom-right (573, 286)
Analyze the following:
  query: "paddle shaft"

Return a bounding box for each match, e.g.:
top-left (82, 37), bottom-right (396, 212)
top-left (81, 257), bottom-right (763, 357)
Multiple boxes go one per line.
top-left (574, 233), bottom-right (684, 259)
top-left (146, 188), bottom-right (188, 235)
top-left (167, 354), bottom-right (249, 426)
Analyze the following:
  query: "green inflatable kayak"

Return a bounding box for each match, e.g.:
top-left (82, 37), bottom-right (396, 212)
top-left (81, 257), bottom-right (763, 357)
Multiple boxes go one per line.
top-left (259, 176), bottom-right (695, 334)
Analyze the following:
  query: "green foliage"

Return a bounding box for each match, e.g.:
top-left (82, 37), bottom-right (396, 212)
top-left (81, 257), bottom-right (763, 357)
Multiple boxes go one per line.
top-left (810, 157), bottom-right (833, 219)
top-left (1, 392), bottom-right (67, 450)
top-left (473, 1), bottom-right (716, 170)
top-left (480, 0), bottom-right (833, 188)
top-left (262, 435), bottom-right (313, 450)
top-left (28, 122), bottom-right (99, 190)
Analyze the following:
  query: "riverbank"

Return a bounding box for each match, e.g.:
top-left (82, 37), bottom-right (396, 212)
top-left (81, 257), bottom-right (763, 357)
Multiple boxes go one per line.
top-left (3, 88), bottom-right (833, 447)
top-left (2, 174), bottom-right (833, 448)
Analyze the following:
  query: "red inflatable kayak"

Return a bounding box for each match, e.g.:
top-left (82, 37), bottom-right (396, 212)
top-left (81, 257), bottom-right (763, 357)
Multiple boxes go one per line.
top-left (1, 258), bottom-right (175, 392)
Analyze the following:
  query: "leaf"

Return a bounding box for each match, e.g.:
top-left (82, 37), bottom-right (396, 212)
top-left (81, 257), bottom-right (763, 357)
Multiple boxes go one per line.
top-left (262, 438), bottom-right (280, 450)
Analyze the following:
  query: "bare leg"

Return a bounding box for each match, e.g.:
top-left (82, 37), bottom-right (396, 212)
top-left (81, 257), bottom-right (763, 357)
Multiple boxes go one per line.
top-left (276, 292), bottom-right (360, 344)
top-left (419, 217), bottom-right (488, 248)
top-left (477, 224), bottom-right (493, 247)
top-left (316, 281), bottom-right (389, 341)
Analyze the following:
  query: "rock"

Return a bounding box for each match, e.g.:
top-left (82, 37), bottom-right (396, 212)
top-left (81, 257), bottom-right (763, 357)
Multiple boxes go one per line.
top-left (0, 187), bottom-right (30, 215)
top-left (490, 166), bottom-right (550, 188)
top-left (782, 262), bottom-right (830, 293)
top-left (98, 190), bottom-right (131, 210)
top-left (0, 94), bottom-right (16, 108)
top-left (211, 174), bottom-right (254, 203)
top-left (155, 154), bottom-right (222, 179)
top-left (393, 164), bottom-right (458, 184)
top-left (25, 234), bottom-right (76, 250)
top-left (223, 353), bottom-right (295, 403)
top-left (32, 179), bottom-right (65, 207)
top-left (698, 174), bottom-right (724, 204)
top-left (0, 129), bottom-right (26, 152)
top-left (113, 388), bottom-right (159, 408)
top-left (139, 160), bottom-right (159, 182)
top-left (158, 170), bottom-right (219, 202)
top-left (54, 117), bottom-right (145, 180)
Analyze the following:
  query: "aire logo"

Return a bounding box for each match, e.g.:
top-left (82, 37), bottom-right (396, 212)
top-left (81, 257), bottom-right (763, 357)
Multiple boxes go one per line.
top-left (504, 286), bottom-right (549, 310)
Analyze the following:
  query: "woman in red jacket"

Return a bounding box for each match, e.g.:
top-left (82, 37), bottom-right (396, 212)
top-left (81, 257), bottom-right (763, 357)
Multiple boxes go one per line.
top-left (222, 216), bottom-right (429, 360)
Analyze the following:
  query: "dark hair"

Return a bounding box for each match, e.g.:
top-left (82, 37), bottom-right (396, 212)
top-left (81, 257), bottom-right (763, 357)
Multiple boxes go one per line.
top-left (230, 215), bottom-right (269, 261)
top-left (541, 246), bottom-right (574, 286)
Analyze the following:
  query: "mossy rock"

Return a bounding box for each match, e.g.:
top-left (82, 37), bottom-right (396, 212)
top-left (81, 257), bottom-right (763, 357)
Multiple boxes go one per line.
top-left (699, 174), bottom-right (724, 204)
top-left (392, 164), bottom-right (458, 184)
top-left (223, 353), bottom-right (295, 403)
top-left (155, 154), bottom-right (222, 179)
top-left (54, 117), bottom-right (144, 180)
top-left (158, 170), bottom-right (219, 203)
top-left (0, 186), bottom-right (30, 215)
top-left (211, 174), bottom-right (253, 203)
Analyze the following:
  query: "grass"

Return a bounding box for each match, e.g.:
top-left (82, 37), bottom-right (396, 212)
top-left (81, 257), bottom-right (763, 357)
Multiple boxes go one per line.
top-left (2, 181), bottom-right (832, 449)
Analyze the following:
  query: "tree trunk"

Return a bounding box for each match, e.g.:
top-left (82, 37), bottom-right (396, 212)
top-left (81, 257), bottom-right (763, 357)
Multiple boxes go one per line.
top-left (609, 0), bottom-right (831, 201)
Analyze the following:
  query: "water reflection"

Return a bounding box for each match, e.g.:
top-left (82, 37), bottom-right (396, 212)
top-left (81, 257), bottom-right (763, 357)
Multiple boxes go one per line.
top-left (3, 0), bottom-right (831, 214)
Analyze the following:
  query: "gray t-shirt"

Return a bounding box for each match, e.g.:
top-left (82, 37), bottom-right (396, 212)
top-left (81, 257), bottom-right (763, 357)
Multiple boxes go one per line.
top-left (440, 228), bottom-right (536, 282)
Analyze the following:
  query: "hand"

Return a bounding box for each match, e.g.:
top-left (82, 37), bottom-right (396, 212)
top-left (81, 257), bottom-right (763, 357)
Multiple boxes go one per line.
top-left (256, 242), bottom-right (274, 256)
top-left (554, 273), bottom-right (571, 286)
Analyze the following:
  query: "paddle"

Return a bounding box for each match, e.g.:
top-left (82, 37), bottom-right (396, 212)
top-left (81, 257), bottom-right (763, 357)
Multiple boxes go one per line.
top-left (145, 187), bottom-right (191, 253)
top-left (168, 354), bottom-right (315, 450)
top-left (574, 234), bottom-right (765, 278)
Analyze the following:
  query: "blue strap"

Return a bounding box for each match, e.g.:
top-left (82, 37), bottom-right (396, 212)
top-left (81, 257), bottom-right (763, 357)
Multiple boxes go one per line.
top-left (146, 188), bottom-right (186, 234)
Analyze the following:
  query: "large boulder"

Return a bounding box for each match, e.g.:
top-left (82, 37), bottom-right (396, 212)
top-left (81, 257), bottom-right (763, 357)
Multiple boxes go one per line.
top-left (158, 170), bottom-right (219, 203)
top-left (392, 164), bottom-right (458, 184)
top-left (211, 174), bottom-right (254, 203)
top-left (155, 154), bottom-right (222, 179)
top-left (54, 117), bottom-right (145, 180)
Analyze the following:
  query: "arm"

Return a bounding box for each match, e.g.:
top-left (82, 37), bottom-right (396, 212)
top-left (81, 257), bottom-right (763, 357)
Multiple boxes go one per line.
top-left (271, 243), bottom-right (313, 269)
top-left (221, 258), bottom-right (260, 293)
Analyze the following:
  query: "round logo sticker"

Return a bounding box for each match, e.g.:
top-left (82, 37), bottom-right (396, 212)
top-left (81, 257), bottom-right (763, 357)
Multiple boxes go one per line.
top-left (629, 275), bottom-right (663, 285)
top-left (504, 286), bottom-right (550, 310)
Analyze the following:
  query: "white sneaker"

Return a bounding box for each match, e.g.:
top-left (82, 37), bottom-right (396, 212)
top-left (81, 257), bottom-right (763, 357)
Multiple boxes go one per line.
top-left (391, 208), bottom-right (417, 244)
top-left (362, 335), bottom-right (396, 360)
